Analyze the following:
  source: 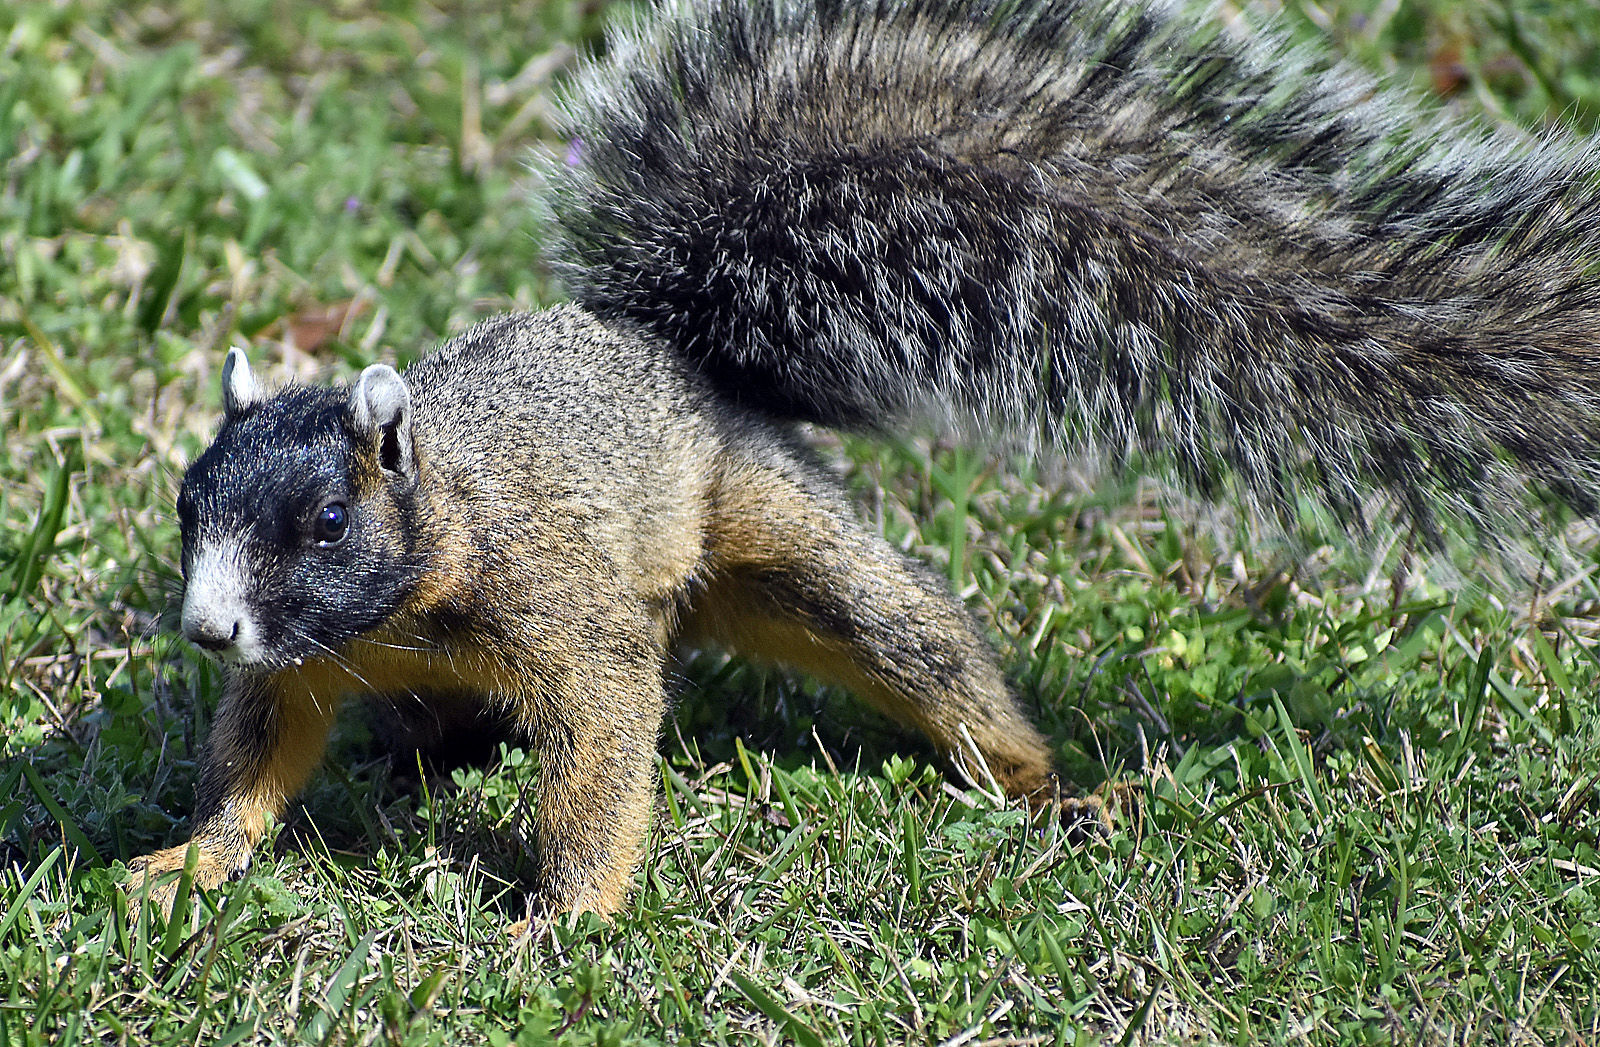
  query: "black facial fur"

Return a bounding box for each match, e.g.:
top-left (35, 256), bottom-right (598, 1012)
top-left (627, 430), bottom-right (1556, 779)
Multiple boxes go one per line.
top-left (179, 385), bottom-right (423, 668)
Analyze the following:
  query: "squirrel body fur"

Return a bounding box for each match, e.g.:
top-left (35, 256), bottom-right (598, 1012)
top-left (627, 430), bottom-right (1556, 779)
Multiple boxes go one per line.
top-left (133, 0), bottom-right (1600, 916)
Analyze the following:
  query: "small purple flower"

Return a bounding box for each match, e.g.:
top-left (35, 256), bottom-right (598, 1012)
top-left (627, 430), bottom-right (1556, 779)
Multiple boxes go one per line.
top-left (565, 138), bottom-right (585, 166)
top-left (344, 196), bottom-right (361, 213)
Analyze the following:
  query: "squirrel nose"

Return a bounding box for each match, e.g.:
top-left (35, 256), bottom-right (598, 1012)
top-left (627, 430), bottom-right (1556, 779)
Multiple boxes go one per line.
top-left (180, 542), bottom-right (259, 661)
top-left (183, 615), bottom-right (240, 652)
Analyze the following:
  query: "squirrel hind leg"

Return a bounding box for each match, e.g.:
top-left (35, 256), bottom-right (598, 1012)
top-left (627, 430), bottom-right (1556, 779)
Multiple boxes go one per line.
top-left (687, 455), bottom-right (1059, 806)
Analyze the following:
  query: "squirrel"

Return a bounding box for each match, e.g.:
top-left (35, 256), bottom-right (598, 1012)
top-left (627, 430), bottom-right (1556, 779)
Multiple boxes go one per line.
top-left (130, 0), bottom-right (1600, 919)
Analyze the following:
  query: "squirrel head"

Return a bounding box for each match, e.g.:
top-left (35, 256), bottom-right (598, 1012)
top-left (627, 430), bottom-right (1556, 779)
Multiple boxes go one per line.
top-left (176, 349), bottom-right (425, 671)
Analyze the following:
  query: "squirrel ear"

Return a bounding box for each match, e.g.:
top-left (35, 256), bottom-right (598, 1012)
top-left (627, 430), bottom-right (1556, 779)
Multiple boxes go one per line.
top-left (221, 347), bottom-right (263, 418)
top-left (352, 363), bottom-right (415, 480)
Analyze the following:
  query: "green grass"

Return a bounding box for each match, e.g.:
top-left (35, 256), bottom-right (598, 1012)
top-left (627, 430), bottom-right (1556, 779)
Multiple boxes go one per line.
top-left (3, 0), bottom-right (1600, 1043)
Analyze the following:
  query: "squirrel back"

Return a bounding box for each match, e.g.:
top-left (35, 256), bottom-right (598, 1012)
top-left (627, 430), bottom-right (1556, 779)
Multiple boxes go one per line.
top-left (547, 0), bottom-right (1600, 559)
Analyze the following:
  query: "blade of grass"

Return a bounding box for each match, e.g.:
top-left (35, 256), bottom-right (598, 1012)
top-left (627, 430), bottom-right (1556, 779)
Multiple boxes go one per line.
top-left (4, 442), bottom-right (74, 605)
top-left (303, 928), bottom-right (377, 1045)
top-left (0, 846), bottom-right (61, 947)
top-left (19, 763), bottom-right (99, 863)
top-left (727, 968), bottom-right (825, 1047)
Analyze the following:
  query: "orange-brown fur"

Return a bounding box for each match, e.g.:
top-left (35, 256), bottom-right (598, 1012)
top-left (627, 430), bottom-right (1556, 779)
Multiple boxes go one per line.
top-left (132, 308), bottom-right (1089, 921)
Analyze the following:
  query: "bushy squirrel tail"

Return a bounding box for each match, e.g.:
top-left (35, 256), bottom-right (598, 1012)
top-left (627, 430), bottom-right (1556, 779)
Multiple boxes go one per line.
top-left (547, 0), bottom-right (1600, 556)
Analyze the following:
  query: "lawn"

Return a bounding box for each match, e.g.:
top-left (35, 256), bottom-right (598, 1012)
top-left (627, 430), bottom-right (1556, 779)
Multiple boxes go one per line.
top-left (2, 0), bottom-right (1598, 1043)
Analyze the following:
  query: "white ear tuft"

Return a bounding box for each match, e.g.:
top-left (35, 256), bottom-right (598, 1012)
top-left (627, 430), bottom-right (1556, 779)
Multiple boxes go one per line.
top-left (221, 347), bottom-right (263, 418)
top-left (352, 364), bottom-right (416, 479)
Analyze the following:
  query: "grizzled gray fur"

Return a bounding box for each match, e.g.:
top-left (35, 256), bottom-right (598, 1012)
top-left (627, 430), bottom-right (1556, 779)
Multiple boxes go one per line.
top-left (551, 0), bottom-right (1600, 556)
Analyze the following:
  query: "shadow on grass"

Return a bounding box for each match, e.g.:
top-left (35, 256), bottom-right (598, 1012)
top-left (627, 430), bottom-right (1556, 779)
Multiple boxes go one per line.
top-left (0, 619), bottom-right (1149, 904)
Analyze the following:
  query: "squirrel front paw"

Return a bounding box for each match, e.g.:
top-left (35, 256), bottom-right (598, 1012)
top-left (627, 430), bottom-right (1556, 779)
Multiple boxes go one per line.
top-left (125, 843), bottom-right (242, 921)
top-left (1025, 775), bottom-right (1127, 840)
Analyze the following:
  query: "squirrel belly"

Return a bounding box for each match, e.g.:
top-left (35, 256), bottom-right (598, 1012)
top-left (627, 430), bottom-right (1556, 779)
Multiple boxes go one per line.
top-left (133, 0), bottom-right (1600, 918)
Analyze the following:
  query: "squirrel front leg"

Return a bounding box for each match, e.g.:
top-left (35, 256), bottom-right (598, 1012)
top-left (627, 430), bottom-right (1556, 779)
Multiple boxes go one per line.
top-left (128, 670), bottom-right (342, 917)
top-left (506, 646), bottom-right (667, 918)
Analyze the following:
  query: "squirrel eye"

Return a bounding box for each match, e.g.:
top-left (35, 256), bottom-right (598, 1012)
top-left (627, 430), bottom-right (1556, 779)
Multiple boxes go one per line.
top-left (313, 502), bottom-right (349, 546)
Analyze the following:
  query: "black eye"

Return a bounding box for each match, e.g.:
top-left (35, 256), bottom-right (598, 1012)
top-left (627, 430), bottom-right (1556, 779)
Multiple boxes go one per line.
top-left (313, 502), bottom-right (349, 546)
